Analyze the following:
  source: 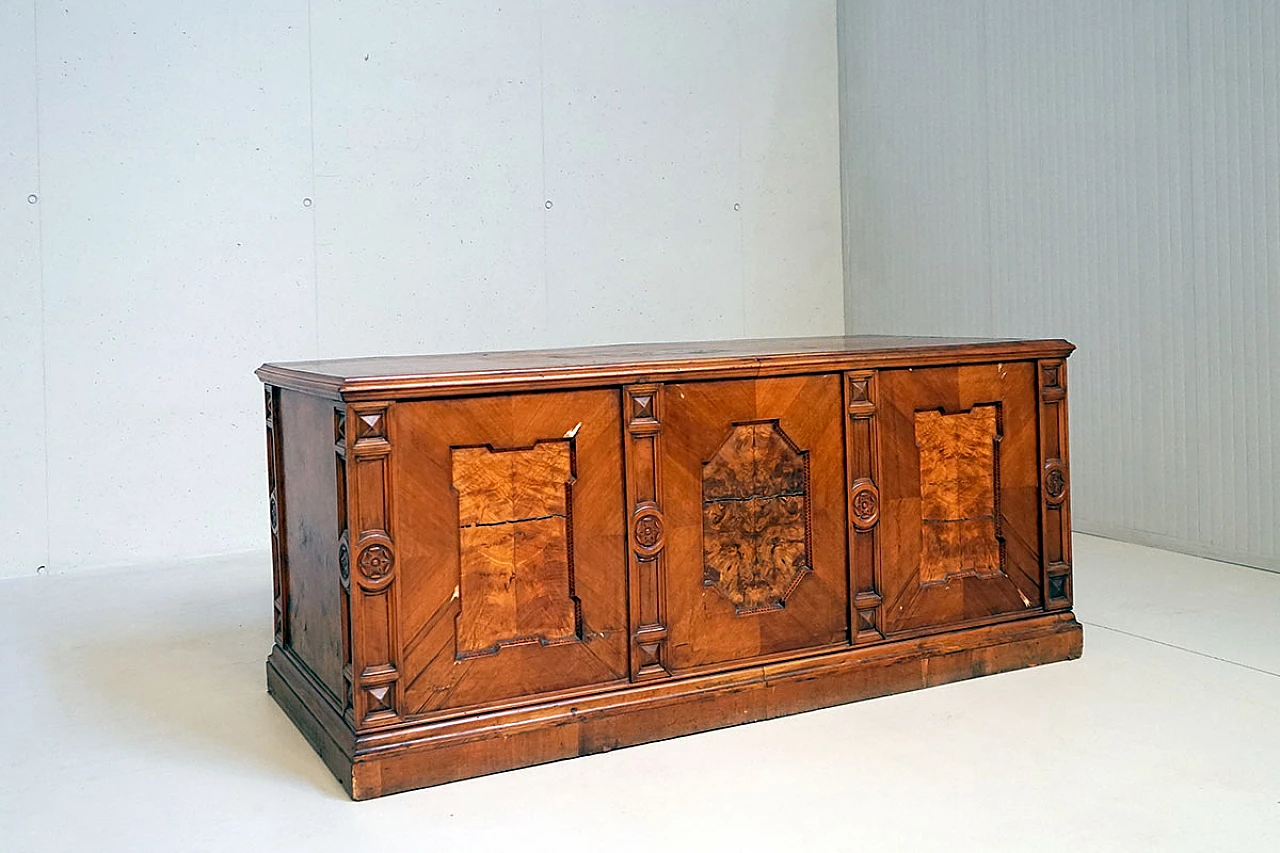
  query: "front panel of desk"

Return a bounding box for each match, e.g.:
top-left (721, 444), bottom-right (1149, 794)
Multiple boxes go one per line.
top-left (258, 337), bottom-right (1080, 799)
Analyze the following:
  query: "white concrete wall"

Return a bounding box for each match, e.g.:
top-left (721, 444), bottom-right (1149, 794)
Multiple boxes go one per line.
top-left (1, 1), bottom-right (842, 578)
top-left (1, 2), bottom-right (46, 578)
top-left (840, 0), bottom-right (1280, 571)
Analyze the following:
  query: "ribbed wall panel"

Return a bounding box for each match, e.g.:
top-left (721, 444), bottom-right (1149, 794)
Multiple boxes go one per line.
top-left (839, 0), bottom-right (1280, 570)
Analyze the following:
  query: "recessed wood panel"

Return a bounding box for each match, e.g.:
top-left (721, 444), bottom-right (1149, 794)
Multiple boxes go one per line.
top-left (702, 422), bottom-right (811, 613)
top-left (915, 406), bottom-right (1001, 584)
top-left (879, 363), bottom-right (1042, 633)
top-left (452, 443), bottom-right (578, 658)
top-left (660, 375), bottom-right (848, 672)
top-left (392, 390), bottom-right (627, 715)
top-left (277, 390), bottom-right (346, 702)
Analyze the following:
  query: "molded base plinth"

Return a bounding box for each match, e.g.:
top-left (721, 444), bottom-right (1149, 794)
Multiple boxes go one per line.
top-left (268, 613), bottom-right (1082, 800)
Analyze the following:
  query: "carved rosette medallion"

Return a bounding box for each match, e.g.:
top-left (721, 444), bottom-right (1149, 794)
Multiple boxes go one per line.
top-left (1043, 460), bottom-right (1068, 504)
top-left (338, 540), bottom-right (351, 583)
top-left (849, 479), bottom-right (880, 530)
top-left (357, 543), bottom-right (395, 589)
top-left (632, 502), bottom-right (665, 559)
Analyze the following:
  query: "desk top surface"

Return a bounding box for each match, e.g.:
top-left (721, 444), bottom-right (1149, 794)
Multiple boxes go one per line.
top-left (257, 335), bottom-right (1074, 399)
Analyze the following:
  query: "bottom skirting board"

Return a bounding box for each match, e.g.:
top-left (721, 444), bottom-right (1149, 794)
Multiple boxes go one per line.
top-left (267, 612), bottom-right (1083, 800)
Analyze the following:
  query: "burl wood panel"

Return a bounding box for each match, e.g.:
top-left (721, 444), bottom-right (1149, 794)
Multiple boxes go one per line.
top-left (702, 422), bottom-right (811, 613)
top-left (391, 391), bottom-right (628, 715)
top-left (660, 375), bottom-right (848, 673)
top-left (879, 363), bottom-right (1042, 635)
top-left (914, 406), bottom-right (1002, 584)
top-left (451, 442), bottom-right (578, 657)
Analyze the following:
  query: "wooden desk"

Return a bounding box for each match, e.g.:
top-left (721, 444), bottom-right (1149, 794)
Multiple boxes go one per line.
top-left (257, 335), bottom-right (1080, 799)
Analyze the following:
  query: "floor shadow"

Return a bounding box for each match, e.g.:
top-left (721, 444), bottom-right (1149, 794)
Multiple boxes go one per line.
top-left (40, 570), bottom-right (348, 800)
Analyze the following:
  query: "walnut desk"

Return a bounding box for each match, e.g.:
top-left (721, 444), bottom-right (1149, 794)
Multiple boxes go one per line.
top-left (256, 335), bottom-right (1080, 799)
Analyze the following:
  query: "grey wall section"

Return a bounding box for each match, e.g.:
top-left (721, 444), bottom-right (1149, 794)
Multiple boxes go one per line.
top-left (840, 0), bottom-right (1280, 571)
top-left (0, 2), bottom-right (47, 574)
top-left (0, 1), bottom-right (842, 578)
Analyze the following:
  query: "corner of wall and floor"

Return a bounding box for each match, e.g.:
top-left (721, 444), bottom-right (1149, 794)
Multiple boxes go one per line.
top-left (837, 0), bottom-right (1279, 574)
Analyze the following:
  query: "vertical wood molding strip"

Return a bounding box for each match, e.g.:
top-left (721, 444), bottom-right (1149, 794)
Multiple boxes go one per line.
top-left (348, 403), bottom-right (401, 725)
top-left (624, 384), bottom-right (670, 679)
top-left (1038, 360), bottom-right (1073, 609)
top-left (845, 370), bottom-right (884, 642)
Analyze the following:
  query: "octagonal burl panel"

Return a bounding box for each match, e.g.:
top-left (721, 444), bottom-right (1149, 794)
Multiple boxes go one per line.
top-left (701, 422), bottom-right (811, 614)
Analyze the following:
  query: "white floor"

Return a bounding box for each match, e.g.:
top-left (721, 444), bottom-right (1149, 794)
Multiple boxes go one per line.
top-left (2, 534), bottom-right (1277, 852)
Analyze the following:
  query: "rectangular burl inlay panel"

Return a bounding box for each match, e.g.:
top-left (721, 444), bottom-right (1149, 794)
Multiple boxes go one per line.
top-left (702, 421), bottom-right (811, 614)
top-left (914, 406), bottom-right (1002, 584)
top-left (451, 441), bottom-right (579, 658)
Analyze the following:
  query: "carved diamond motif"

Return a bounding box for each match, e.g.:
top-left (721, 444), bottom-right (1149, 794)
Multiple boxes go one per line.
top-left (638, 642), bottom-right (662, 668)
top-left (365, 684), bottom-right (392, 713)
top-left (356, 411), bottom-right (385, 439)
top-left (632, 394), bottom-right (654, 421)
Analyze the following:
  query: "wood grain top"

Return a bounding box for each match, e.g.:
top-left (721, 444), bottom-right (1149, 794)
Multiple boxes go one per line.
top-left (257, 334), bottom-right (1075, 400)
